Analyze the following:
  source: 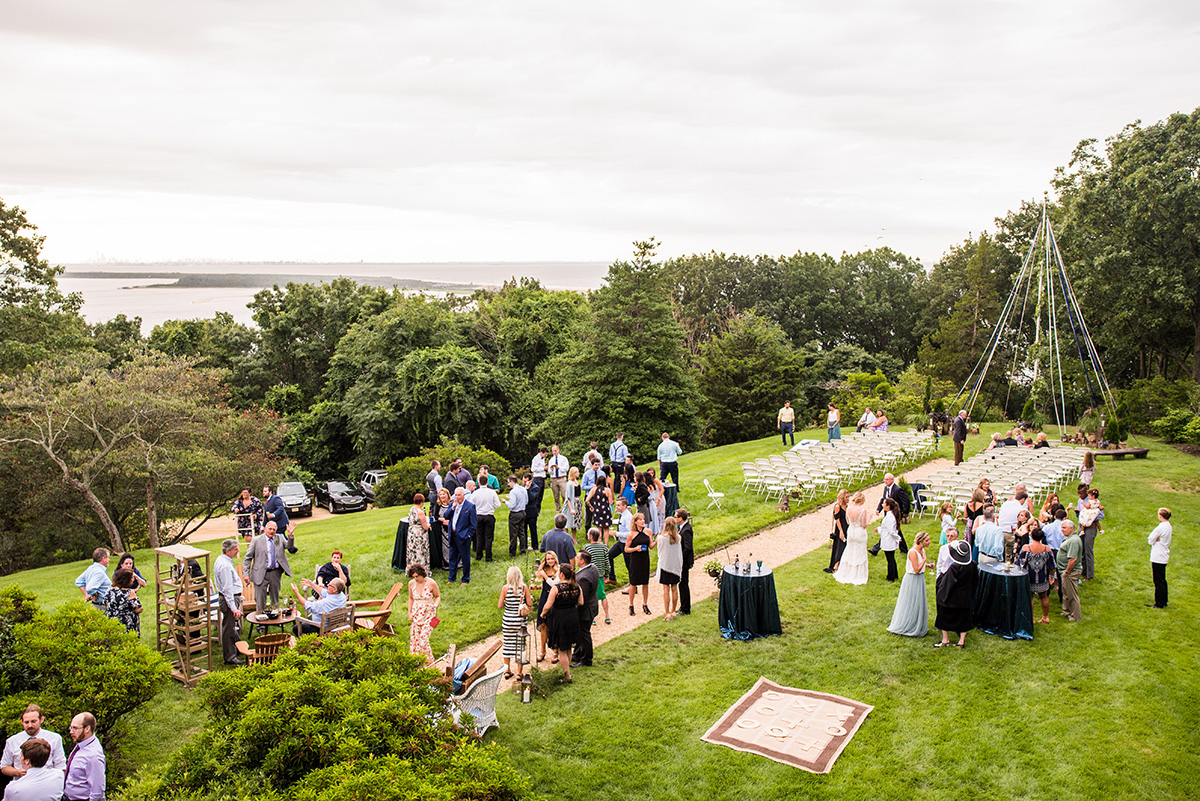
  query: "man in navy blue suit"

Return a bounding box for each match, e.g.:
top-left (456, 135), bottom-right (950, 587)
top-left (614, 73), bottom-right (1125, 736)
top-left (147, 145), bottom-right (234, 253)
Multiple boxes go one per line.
top-left (263, 485), bottom-right (290, 537)
top-left (447, 487), bottom-right (477, 585)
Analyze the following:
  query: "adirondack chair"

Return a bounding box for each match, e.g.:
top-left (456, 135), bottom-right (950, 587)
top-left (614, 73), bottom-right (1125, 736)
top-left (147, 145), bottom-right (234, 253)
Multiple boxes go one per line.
top-left (459, 638), bottom-right (503, 692)
top-left (350, 581), bottom-right (405, 636)
top-left (290, 583), bottom-right (356, 636)
top-left (235, 632), bottom-right (295, 665)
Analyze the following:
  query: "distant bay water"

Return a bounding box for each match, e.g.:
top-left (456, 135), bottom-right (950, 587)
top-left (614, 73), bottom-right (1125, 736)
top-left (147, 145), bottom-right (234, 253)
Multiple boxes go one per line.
top-left (60, 261), bottom-right (608, 332)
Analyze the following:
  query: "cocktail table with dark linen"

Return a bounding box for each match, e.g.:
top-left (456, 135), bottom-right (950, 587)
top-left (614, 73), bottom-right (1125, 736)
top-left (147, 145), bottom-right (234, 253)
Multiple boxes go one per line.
top-left (972, 562), bottom-right (1034, 640)
top-left (718, 564), bottom-right (782, 640)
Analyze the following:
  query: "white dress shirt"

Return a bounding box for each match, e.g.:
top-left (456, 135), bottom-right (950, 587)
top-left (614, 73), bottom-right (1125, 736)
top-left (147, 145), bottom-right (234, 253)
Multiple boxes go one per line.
top-left (2, 729), bottom-right (66, 772)
top-left (582, 449), bottom-right (601, 468)
top-left (1148, 521), bottom-right (1172, 564)
top-left (546, 454), bottom-right (569, 479)
top-left (997, 499), bottom-right (1024, 532)
top-left (3, 766), bottom-right (65, 801)
top-left (470, 487), bottom-right (501, 516)
top-left (878, 512), bottom-right (900, 551)
top-left (530, 455), bottom-right (547, 478)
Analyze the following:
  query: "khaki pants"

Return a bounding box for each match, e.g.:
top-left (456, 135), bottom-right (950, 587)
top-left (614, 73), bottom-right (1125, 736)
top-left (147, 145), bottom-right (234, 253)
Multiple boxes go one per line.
top-left (1061, 569), bottom-right (1082, 621)
top-left (550, 477), bottom-right (567, 511)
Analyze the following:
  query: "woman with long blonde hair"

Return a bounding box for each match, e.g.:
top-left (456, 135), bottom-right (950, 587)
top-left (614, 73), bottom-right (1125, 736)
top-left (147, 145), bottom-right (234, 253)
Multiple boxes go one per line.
top-left (656, 518), bottom-right (684, 619)
top-left (498, 566), bottom-right (533, 679)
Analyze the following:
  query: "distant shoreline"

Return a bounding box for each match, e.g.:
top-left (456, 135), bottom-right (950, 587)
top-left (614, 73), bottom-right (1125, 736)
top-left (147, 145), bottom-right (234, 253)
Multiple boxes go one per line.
top-left (64, 270), bottom-right (483, 292)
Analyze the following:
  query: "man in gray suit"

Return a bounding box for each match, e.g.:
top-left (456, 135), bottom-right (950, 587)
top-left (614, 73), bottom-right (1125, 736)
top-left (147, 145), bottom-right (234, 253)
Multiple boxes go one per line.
top-left (242, 521), bottom-right (296, 612)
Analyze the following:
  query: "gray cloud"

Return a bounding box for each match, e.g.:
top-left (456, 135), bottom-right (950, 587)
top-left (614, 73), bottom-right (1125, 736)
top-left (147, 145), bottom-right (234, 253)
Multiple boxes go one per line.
top-left (1, 0), bottom-right (1198, 265)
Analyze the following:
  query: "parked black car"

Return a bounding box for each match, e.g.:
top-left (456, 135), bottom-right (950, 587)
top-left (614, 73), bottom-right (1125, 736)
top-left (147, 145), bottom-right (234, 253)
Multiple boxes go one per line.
top-left (314, 480), bottom-right (367, 514)
top-left (278, 481), bottom-right (313, 517)
top-left (359, 469), bottom-right (388, 503)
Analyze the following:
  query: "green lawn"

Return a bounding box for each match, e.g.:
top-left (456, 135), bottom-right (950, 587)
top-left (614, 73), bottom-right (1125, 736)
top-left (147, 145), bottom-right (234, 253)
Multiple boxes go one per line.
top-left (489, 434), bottom-right (1200, 801)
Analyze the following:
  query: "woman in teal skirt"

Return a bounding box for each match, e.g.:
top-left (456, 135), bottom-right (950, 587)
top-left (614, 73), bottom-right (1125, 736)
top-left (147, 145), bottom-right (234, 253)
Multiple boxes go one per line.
top-left (827, 402), bottom-right (842, 445)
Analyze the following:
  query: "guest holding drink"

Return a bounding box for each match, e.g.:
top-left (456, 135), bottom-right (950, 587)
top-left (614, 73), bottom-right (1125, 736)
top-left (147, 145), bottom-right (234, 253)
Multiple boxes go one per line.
top-left (888, 532), bottom-right (931, 637)
top-left (625, 513), bottom-right (654, 615)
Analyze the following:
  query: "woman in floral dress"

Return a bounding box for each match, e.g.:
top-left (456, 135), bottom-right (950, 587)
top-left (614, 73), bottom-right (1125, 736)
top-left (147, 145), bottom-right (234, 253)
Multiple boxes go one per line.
top-left (406, 563), bottom-right (441, 663)
top-left (406, 493), bottom-right (431, 570)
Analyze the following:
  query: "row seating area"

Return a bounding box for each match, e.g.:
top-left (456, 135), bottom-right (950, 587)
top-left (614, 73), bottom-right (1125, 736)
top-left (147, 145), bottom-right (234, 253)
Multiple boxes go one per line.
top-left (741, 430), bottom-right (939, 503)
top-left (914, 444), bottom-right (1085, 516)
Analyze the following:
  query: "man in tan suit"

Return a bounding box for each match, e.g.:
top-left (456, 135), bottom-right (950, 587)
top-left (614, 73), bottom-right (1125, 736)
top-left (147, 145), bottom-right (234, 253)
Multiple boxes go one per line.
top-left (242, 521), bottom-right (296, 611)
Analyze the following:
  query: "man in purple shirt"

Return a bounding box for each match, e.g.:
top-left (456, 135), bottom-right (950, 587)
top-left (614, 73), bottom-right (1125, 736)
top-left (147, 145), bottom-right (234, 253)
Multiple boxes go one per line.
top-left (64, 713), bottom-right (104, 801)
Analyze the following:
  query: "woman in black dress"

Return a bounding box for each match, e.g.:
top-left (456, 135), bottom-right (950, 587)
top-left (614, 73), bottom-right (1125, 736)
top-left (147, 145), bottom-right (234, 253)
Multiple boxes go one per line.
top-left (934, 541), bottom-right (978, 648)
top-left (534, 551), bottom-right (560, 662)
top-left (634, 472), bottom-right (651, 523)
top-left (544, 564), bottom-right (582, 681)
top-left (826, 489), bottom-right (850, 573)
top-left (625, 513), bottom-right (655, 616)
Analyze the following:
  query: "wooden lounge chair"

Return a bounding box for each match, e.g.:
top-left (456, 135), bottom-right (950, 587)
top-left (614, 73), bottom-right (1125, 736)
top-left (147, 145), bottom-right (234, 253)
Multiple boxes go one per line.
top-left (235, 632), bottom-right (295, 666)
top-left (350, 581), bottom-right (405, 636)
top-left (459, 639), bottom-right (503, 692)
top-left (450, 668), bottom-right (505, 736)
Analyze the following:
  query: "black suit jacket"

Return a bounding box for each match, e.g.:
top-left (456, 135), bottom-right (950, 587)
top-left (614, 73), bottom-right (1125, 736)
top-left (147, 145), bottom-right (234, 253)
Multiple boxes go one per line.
top-left (952, 415), bottom-right (968, 442)
top-left (878, 482), bottom-right (903, 513)
top-left (576, 564), bottom-right (599, 623)
top-left (679, 521), bottom-right (695, 569)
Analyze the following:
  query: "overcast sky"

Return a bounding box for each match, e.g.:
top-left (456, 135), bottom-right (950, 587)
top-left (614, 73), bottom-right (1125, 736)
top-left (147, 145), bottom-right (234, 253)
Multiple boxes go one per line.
top-left (2, 0), bottom-right (1197, 268)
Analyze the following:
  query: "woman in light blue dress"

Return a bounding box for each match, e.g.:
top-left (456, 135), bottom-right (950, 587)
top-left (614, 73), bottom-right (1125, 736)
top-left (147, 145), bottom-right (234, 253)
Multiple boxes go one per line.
top-left (827, 403), bottom-right (842, 445)
top-left (887, 531), bottom-right (931, 637)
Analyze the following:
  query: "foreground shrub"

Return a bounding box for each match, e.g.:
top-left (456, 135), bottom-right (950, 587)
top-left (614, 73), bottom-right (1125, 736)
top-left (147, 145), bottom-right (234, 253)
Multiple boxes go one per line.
top-left (0, 591), bottom-right (170, 739)
top-left (376, 439), bottom-right (512, 507)
top-left (118, 629), bottom-right (534, 801)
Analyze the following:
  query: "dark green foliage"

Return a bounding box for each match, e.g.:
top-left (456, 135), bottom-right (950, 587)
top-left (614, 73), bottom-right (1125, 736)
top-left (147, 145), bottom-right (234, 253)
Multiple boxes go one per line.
top-left (545, 240), bottom-right (700, 458)
top-left (467, 277), bottom-right (589, 377)
top-left (250, 278), bottom-right (394, 404)
top-left (0, 586), bottom-right (40, 698)
top-left (284, 400), bottom-right (356, 479)
top-left (698, 314), bottom-right (806, 445)
top-left (923, 375), bottom-right (933, 414)
top-left (1055, 107), bottom-right (1200, 383)
top-left (0, 593), bottom-right (169, 740)
top-left (117, 630), bottom-right (534, 801)
top-left (376, 440), bottom-right (512, 507)
top-left (1119, 377), bottom-right (1199, 431)
top-left (345, 344), bottom-right (528, 469)
top-left (1150, 408), bottom-right (1200, 445)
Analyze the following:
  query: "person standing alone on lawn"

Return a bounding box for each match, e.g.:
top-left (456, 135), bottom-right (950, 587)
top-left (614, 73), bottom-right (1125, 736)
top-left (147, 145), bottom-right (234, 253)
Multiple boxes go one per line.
top-left (1147, 508), bottom-right (1172, 609)
top-left (777, 400), bottom-right (796, 447)
top-left (952, 410), bottom-right (968, 466)
top-left (657, 432), bottom-right (682, 486)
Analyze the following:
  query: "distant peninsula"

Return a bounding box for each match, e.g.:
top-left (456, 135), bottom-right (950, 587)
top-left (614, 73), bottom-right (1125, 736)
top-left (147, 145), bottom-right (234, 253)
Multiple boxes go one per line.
top-left (64, 270), bottom-right (482, 292)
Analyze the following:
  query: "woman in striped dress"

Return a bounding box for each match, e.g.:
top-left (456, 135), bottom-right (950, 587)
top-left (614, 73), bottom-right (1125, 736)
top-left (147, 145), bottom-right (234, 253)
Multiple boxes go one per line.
top-left (498, 566), bottom-right (532, 680)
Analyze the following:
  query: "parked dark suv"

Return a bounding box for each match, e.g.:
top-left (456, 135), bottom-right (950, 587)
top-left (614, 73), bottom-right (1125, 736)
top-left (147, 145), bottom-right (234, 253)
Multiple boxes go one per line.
top-left (359, 469), bottom-right (388, 503)
top-left (314, 480), bottom-right (367, 514)
top-left (278, 481), bottom-right (313, 517)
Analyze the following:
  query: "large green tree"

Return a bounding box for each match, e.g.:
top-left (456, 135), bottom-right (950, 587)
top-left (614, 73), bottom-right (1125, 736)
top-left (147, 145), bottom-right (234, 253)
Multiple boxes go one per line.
top-left (1054, 107), bottom-right (1200, 381)
top-left (697, 314), bottom-right (806, 445)
top-left (0, 199), bottom-right (91, 373)
top-left (544, 239), bottom-right (699, 459)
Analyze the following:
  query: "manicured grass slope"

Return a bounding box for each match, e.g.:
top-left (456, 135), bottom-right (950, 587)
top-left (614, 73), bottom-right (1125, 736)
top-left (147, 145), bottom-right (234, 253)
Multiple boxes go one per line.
top-left (487, 436), bottom-right (1199, 801)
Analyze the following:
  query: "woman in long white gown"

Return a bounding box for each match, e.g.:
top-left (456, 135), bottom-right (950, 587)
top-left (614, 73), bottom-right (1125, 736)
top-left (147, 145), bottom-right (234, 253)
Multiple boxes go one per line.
top-left (835, 491), bottom-right (871, 585)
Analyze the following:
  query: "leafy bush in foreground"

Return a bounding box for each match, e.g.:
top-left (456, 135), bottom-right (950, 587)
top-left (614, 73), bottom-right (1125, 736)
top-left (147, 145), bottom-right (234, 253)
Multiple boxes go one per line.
top-left (118, 629), bottom-right (534, 801)
top-left (0, 589), bottom-right (170, 739)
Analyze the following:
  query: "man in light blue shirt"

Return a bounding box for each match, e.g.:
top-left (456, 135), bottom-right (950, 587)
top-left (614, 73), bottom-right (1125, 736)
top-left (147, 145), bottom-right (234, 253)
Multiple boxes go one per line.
top-left (296, 578), bottom-right (347, 634)
top-left (606, 497), bottom-right (635, 583)
top-left (505, 475), bottom-right (529, 557)
top-left (74, 548), bottom-right (111, 608)
top-left (657, 432), bottom-right (683, 486)
top-left (213, 539), bottom-right (245, 664)
top-left (973, 507), bottom-right (1004, 563)
top-left (1042, 512), bottom-right (1065, 552)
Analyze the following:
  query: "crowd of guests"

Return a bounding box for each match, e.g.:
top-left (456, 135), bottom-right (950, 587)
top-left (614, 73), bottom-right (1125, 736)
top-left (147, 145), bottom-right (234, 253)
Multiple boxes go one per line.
top-left (824, 456), bottom-right (1173, 646)
top-left (1, 706), bottom-right (105, 801)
